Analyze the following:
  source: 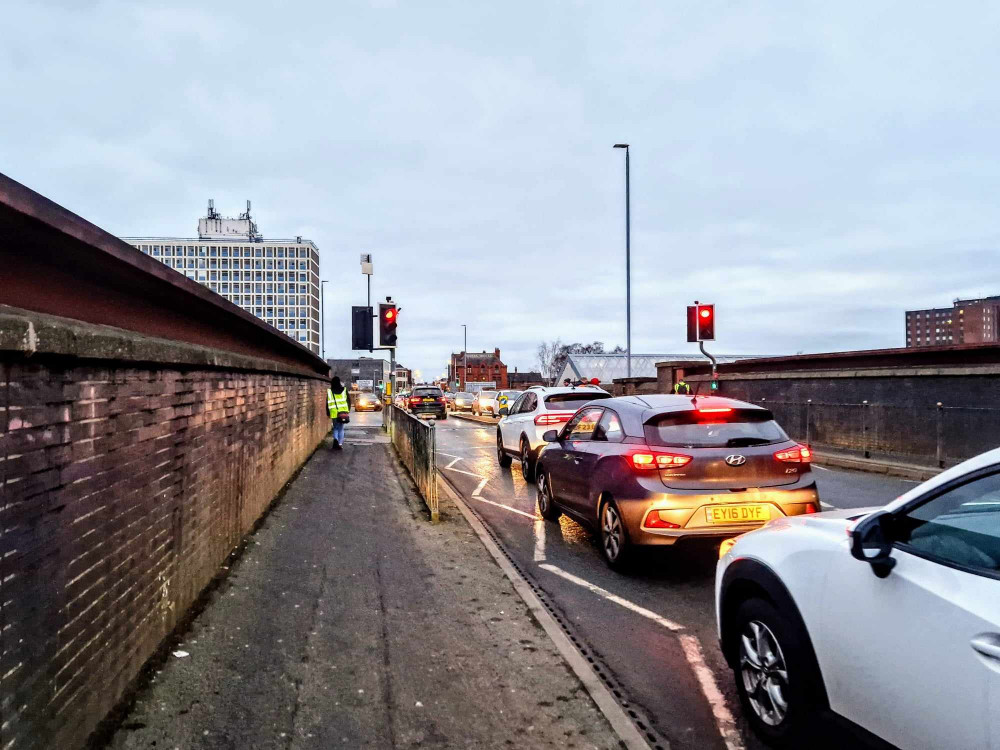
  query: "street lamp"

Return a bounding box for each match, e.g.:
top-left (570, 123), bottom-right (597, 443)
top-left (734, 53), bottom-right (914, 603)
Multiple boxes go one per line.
top-left (461, 324), bottom-right (468, 391)
top-left (613, 143), bottom-right (631, 378)
top-left (320, 279), bottom-right (329, 360)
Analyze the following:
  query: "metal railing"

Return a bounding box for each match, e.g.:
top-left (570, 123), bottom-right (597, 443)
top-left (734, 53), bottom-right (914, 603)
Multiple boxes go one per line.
top-left (383, 404), bottom-right (439, 521)
top-left (755, 400), bottom-right (1000, 469)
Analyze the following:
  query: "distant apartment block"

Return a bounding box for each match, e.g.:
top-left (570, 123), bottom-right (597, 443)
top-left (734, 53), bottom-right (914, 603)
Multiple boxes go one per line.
top-left (122, 200), bottom-right (321, 353)
top-left (905, 296), bottom-right (1000, 348)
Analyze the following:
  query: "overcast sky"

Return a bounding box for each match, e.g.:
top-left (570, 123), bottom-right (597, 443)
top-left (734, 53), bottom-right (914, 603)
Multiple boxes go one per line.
top-left (4, 1), bottom-right (1000, 380)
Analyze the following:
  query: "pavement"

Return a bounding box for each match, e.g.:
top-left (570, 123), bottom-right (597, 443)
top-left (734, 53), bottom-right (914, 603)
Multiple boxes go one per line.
top-left (432, 414), bottom-right (922, 750)
top-left (106, 418), bottom-right (623, 750)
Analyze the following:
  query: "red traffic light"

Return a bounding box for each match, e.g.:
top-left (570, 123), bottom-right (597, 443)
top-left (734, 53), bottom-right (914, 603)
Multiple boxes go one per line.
top-left (700, 308), bottom-right (711, 319)
top-left (385, 308), bottom-right (396, 320)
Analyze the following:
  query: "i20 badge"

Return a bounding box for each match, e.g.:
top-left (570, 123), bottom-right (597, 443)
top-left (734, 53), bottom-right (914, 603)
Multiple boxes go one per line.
top-left (725, 455), bottom-right (747, 467)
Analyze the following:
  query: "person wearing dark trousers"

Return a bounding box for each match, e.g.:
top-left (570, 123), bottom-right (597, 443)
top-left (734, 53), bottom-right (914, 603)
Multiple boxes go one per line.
top-left (327, 376), bottom-right (350, 449)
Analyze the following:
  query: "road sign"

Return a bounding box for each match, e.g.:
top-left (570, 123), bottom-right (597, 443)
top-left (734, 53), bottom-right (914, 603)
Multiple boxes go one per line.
top-left (357, 379), bottom-right (374, 390)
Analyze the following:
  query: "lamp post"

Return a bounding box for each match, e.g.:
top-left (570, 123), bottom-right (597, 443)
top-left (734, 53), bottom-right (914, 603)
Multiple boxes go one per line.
top-left (320, 279), bottom-right (329, 360)
top-left (461, 324), bottom-right (468, 391)
top-left (613, 143), bottom-right (631, 378)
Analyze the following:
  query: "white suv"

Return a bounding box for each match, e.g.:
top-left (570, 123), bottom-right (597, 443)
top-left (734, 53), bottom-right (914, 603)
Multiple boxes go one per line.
top-left (496, 385), bottom-right (611, 482)
top-left (716, 447), bottom-right (1000, 749)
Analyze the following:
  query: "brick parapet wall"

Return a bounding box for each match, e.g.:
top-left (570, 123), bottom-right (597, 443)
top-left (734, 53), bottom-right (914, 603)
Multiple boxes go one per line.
top-left (0, 311), bottom-right (329, 750)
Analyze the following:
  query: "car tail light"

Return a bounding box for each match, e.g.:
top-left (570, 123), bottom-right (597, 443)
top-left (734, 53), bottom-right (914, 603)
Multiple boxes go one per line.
top-left (644, 510), bottom-right (681, 529)
top-left (535, 413), bottom-right (573, 425)
top-left (410, 397), bottom-right (421, 404)
top-left (697, 407), bottom-right (732, 414)
top-left (629, 452), bottom-right (692, 470)
top-left (804, 503), bottom-right (818, 514)
top-left (774, 445), bottom-right (812, 463)
top-left (437, 397), bottom-right (445, 403)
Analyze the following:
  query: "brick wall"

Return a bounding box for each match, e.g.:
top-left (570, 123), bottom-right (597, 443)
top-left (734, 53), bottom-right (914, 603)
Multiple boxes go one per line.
top-left (1, 345), bottom-right (328, 749)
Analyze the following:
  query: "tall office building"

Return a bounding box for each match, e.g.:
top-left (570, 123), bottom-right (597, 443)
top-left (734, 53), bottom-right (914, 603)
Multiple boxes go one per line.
top-left (905, 296), bottom-right (1000, 348)
top-left (122, 200), bottom-right (321, 353)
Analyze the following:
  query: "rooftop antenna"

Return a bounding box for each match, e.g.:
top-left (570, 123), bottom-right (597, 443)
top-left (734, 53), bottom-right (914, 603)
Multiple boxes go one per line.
top-left (207, 198), bottom-right (219, 219)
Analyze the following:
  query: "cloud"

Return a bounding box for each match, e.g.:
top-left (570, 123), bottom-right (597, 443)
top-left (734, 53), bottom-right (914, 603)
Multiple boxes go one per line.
top-left (2, 0), bottom-right (1000, 378)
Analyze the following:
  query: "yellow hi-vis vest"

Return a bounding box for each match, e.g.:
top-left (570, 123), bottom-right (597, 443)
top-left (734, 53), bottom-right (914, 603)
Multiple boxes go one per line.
top-left (673, 380), bottom-right (691, 394)
top-left (327, 389), bottom-right (349, 418)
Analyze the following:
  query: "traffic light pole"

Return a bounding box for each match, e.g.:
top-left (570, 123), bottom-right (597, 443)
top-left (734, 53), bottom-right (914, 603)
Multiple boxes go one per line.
top-left (698, 340), bottom-right (718, 391)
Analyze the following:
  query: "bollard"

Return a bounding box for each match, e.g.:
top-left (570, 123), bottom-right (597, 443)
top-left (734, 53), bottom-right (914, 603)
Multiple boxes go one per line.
top-left (936, 402), bottom-right (944, 468)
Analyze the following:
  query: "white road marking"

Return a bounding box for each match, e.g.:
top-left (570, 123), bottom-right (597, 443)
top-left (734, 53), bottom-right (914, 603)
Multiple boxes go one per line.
top-left (440, 466), bottom-right (484, 478)
top-left (472, 477), bottom-right (488, 497)
top-left (445, 457), bottom-right (461, 469)
top-left (539, 563), bottom-right (743, 750)
top-left (472, 495), bottom-right (536, 519)
top-left (533, 518), bottom-right (546, 562)
top-left (813, 465), bottom-right (831, 471)
top-left (820, 501), bottom-right (837, 509)
top-left (679, 634), bottom-right (744, 750)
top-left (437, 452), bottom-right (466, 460)
top-left (538, 564), bottom-right (684, 631)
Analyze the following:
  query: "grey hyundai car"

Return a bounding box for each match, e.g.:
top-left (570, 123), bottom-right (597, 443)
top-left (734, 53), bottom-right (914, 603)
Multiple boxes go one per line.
top-left (534, 394), bottom-right (820, 570)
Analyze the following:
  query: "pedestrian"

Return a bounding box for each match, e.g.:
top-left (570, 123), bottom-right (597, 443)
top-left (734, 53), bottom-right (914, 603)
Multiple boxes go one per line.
top-left (327, 376), bottom-right (350, 449)
top-left (673, 380), bottom-right (691, 395)
top-left (563, 378), bottom-right (572, 386)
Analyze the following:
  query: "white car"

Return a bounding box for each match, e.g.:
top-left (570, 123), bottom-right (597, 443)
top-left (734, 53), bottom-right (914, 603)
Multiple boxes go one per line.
top-left (496, 385), bottom-right (611, 482)
top-left (471, 390), bottom-right (497, 416)
top-left (490, 389), bottom-right (523, 417)
top-left (716, 447), bottom-right (1000, 750)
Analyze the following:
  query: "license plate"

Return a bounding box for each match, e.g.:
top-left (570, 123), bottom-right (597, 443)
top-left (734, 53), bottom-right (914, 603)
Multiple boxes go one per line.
top-left (706, 505), bottom-right (769, 524)
top-left (423, 398), bottom-right (435, 402)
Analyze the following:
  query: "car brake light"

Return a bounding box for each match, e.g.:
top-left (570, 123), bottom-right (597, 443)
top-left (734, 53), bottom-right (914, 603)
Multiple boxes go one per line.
top-left (775, 444), bottom-right (812, 463)
top-left (697, 407), bottom-right (732, 414)
top-left (410, 397), bottom-right (421, 404)
top-left (804, 503), bottom-right (818, 514)
top-left (644, 510), bottom-right (681, 529)
top-left (535, 413), bottom-right (573, 425)
top-left (629, 452), bottom-right (692, 470)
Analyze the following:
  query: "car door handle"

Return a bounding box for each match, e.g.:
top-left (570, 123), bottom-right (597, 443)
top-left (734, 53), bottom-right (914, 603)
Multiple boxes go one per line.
top-left (970, 633), bottom-right (1000, 662)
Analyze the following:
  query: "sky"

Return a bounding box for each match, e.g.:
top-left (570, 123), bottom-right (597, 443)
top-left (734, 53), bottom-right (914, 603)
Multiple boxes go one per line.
top-left (4, 1), bottom-right (1000, 380)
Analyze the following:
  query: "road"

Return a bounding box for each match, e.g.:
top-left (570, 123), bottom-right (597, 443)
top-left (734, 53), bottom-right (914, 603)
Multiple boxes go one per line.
top-left (409, 411), bottom-right (920, 750)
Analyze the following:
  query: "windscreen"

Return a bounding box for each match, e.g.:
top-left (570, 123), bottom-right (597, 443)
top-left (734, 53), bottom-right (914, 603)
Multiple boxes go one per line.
top-left (544, 392), bottom-right (612, 411)
top-left (413, 387), bottom-right (443, 397)
top-left (644, 408), bottom-right (788, 448)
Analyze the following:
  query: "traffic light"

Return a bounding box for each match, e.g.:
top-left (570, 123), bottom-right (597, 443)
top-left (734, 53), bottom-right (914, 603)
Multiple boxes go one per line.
top-left (686, 303), bottom-right (715, 341)
top-left (379, 303), bottom-right (398, 347)
top-left (697, 304), bottom-right (715, 340)
top-left (352, 306), bottom-right (373, 350)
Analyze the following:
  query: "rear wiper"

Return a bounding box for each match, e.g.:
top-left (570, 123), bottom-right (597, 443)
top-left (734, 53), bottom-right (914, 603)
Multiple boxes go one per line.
top-left (726, 437), bottom-right (770, 447)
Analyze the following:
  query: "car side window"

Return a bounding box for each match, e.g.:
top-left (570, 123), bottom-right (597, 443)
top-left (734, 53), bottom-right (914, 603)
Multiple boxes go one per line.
top-left (894, 470), bottom-right (1000, 575)
top-left (564, 407), bottom-right (603, 441)
top-left (510, 394), bottom-right (527, 414)
top-left (594, 410), bottom-right (624, 442)
top-left (525, 393), bottom-right (537, 412)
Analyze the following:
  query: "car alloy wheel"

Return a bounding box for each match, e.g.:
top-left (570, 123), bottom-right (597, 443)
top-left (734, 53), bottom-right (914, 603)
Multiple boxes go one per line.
top-left (601, 503), bottom-right (623, 562)
top-left (497, 432), bottom-right (512, 467)
top-left (536, 472), bottom-right (559, 520)
top-left (520, 440), bottom-right (535, 482)
top-left (739, 620), bottom-right (790, 727)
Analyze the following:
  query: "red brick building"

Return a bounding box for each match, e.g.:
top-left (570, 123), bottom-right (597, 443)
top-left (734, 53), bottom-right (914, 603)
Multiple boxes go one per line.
top-left (906, 296), bottom-right (1000, 347)
top-left (449, 348), bottom-right (508, 390)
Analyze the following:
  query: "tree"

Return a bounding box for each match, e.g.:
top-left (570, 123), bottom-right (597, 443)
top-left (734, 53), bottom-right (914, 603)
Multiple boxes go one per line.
top-left (538, 340), bottom-right (623, 385)
top-left (537, 339), bottom-right (562, 385)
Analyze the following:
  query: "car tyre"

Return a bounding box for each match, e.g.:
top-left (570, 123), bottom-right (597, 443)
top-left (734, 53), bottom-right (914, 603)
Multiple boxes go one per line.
top-left (519, 438), bottom-right (536, 483)
top-left (496, 432), bottom-right (512, 467)
top-left (536, 471), bottom-right (561, 521)
top-left (732, 597), bottom-right (823, 748)
top-left (599, 497), bottom-right (632, 571)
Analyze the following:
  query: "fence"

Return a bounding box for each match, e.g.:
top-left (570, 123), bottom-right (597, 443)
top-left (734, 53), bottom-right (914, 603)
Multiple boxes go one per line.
top-left (756, 400), bottom-right (1000, 468)
top-left (383, 404), bottom-right (439, 520)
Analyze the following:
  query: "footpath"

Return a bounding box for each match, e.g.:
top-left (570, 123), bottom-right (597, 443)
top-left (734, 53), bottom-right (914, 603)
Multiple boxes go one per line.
top-left (106, 424), bottom-right (621, 749)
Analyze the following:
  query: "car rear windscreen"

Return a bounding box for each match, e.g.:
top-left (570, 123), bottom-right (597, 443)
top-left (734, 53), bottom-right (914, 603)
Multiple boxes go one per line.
top-left (413, 387), bottom-right (443, 396)
top-left (644, 408), bottom-right (789, 448)
top-left (544, 392), bottom-right (612, 411)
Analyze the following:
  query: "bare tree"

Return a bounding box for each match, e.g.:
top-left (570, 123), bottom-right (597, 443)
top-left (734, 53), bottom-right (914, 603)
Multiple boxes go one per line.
top-left (537, 339), bottom-right (562, 385)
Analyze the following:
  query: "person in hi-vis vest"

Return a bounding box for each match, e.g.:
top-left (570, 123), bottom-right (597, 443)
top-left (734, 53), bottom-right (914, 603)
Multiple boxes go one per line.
top-left (327, 376), bottom-right (350, 449)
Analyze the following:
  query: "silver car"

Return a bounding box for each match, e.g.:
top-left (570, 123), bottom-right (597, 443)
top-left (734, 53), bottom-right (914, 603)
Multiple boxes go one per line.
top-left (471, 390), bottom-right (497, 416)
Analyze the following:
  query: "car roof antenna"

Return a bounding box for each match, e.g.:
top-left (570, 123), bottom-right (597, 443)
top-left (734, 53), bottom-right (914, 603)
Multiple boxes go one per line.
top-left (691, 380), bottom-right (703, 407)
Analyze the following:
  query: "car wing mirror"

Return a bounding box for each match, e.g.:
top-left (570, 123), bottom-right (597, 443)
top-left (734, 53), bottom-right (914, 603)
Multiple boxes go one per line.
top-left (850, 510), bottom-right (897, 578)
top-left (499, 407), bottom-right (509, 417)
top-left (542, 429), bottom-right (559, 442)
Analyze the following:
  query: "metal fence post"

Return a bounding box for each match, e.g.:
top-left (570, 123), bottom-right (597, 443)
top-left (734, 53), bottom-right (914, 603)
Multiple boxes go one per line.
top-left (936, 402), bottom-right (944, 468)
top-left (429, 419), bottom-right (439, 523)
top-left (862, 400), bottom-right (870, 459)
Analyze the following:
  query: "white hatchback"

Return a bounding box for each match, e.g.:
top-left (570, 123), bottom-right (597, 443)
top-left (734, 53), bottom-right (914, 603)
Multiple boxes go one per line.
top-left (496, 385), bottom-right (611, 482)
top-left (716, 447), bottom-right (1000, 749)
